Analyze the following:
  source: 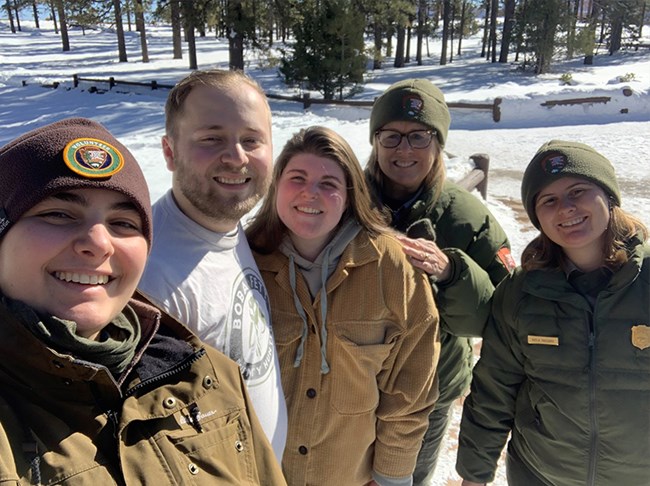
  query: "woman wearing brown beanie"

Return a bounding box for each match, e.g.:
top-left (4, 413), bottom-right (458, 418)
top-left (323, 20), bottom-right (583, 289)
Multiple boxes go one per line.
top-left (457, 140), bottom-right (650, 486)
top-left (0, 117), bottom-right (285, 485)
top-left (365, 78), bottom-right (515, 485)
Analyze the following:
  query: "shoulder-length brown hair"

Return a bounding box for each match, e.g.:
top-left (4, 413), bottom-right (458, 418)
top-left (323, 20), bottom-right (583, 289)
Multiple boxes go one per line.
top-left (521, 204), bottom-right (649, 271)
top-left (365, 135), bottom-right (446, 205)
top-left (246, 126), bottom-right (390, 254)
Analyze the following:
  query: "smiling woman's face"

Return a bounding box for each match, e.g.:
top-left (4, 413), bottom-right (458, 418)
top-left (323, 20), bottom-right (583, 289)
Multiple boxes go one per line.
top-left (535, 176), bottom-right (610, 269)
top-left (0, 188), bottom-right (148, 340)
top-left (275, 153), bottom-right (348, 261)
top-left (375, 120), bottom-right (438, 199)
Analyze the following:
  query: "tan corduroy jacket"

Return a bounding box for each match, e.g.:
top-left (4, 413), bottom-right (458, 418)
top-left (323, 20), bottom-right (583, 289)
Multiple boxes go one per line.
top-left (255, 231), bottom-right (440, 485)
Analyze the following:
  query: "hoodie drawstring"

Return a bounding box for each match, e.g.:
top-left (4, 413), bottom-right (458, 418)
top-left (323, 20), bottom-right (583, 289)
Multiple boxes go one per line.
top-left (289, 255), bottom-right (310, 369)
top-left (318, 247), bottom-right (331, 374)
top-left (288, 252), bottom-right (331, 374)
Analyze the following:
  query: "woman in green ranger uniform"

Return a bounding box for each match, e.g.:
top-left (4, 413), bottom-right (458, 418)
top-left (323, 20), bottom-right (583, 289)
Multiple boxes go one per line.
top-left (457, 140), bottom-right (650, 486)
top-left (365, 78), bottom-right (515, 485)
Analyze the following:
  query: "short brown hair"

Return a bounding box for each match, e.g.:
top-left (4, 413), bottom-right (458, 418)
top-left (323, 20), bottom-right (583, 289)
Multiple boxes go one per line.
top-left (165, 69), bottom-right (269, 138)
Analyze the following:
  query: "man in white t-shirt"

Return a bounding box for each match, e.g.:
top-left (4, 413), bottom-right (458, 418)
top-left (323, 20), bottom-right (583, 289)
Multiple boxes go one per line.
top-left (138, 69), bottom-right (287, 461)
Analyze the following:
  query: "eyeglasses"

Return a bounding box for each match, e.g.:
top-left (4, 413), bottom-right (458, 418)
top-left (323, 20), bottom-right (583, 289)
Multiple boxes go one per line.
top-left (375, 129), bottom-right (436, 149)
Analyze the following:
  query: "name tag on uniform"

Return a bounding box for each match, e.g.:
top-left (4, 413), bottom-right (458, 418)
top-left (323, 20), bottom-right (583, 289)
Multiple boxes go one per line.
top-left (527, 335), bottom-right (559, 346)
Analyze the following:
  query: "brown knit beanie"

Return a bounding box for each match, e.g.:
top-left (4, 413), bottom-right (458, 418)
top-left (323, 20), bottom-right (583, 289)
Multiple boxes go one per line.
top-left (369, 78), bottom-right (451, 147)
top-left (521, 140), bottom-right (621, 229)
top-left (0, 117), bottom-right (152, 246)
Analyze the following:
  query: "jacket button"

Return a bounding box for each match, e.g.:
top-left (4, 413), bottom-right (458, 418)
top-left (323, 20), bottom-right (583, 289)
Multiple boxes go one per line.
top-left (202, 375), bottom-right (214, 388)
top-left (306, 388), bottom-right (316, 398)
top-left (188, 463), bottom-right (199, 475)
top-left (299, 445), bottom-right (308, 455)
top-left (235, 440), bottom-right (244, 452)
top-left (163, 397), bottom-right (177, 409)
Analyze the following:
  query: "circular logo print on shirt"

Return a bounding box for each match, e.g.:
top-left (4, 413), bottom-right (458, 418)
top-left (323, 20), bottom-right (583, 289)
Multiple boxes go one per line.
top-left (63, 137), bottom-right (124, 178)
top-left (229, 269), bottom-right (274, 386)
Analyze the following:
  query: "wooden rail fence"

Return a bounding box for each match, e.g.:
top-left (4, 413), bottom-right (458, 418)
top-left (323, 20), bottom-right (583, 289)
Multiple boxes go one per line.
top-left (70, 75), bottom-right (503, 122)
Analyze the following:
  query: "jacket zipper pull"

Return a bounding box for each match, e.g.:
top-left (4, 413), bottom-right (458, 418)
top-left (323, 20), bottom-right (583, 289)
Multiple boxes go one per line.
top-left (106, 409), bottom-right (120, 439)
top-left (188, 403), bottom-right (203, 433)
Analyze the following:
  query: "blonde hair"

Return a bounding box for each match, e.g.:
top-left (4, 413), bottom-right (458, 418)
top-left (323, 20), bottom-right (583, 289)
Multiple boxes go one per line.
top-left (246, 126), bottom-right (390, 254)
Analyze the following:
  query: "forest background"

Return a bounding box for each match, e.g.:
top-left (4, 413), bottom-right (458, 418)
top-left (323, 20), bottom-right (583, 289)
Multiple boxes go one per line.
top-left (3, 0), bottom-right (649, 100)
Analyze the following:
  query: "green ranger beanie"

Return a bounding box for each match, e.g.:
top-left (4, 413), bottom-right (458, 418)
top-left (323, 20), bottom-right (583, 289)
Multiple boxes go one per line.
top-left (0, 117), bottom-right (152, 246)
top-left (369, 78), bottom-right (451, 148)
top-left (521, 140), bottom-right (621, 229)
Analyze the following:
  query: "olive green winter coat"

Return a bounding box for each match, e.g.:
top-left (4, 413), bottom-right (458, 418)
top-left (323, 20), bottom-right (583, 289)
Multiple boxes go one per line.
top-left (0, 296), bottom-right (286, 486)
top-left (457, 237), bottom-right (650, 486)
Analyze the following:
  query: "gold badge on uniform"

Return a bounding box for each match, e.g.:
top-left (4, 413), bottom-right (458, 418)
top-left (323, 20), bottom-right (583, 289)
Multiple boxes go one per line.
top-left (63, 137), bottom-right (124, 178)
top-left (631, 325), bottom-right (650, 350)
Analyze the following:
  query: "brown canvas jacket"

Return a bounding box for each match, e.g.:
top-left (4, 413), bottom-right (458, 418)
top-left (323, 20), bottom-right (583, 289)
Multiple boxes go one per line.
top-left (0, 297), bottom-right (287, 485)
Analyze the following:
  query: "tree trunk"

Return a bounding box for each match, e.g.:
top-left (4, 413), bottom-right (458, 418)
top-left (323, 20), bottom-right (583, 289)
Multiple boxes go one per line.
top-left (609, 17), bottom-right (623, 54)
top-left (227, 0), bottom-right (245, 71)
top-left (5, 1), bottom-right (15, 33)
top-left (32, 0), bottom-right (39, 28)
top-left (440, 0), bottom-right (451, 65)
top-left (394, 25), bottom-right (405, 67)
top-left (171, 0), bottom-right (182, 59)
top-left (135, 0), bottom-right (149, 62)
top-left (499, 0), bottom-right (515, 62)
top-left (416, 0), bottom-right (425, 65)
top-left (126, 0), bottom-right (132, 31)
top-left (373, 23), bottom-right (382, 69)
top-left (49, 0), bottom-right (58, 34)
top-left (405, 25), bottom-right (411, 63)
top-left (481, 0), bottom-right (490, 58)
top-left (55, 0), bottom-right (69, 51)
top-left (181, 0), bottom-right (198, 69)
top-left (113, 0), bottom-right (128, 62)
top-left (489, 0), bottom-right (498, 62)
top-left (457, 0), bottom-right (467, 57)
top-left (12, 0), bottom-right (21, 31)
top-left (449, 1), bottom-right (455, 63)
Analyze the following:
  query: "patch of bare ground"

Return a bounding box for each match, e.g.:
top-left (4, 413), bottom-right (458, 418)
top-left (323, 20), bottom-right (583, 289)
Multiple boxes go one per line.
top-left (618, 176), bottom-right (650, 199)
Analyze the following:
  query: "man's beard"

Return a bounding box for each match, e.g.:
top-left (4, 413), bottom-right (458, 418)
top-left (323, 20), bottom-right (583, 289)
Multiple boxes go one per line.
top-left (175, 161), bottom-right (267, 225)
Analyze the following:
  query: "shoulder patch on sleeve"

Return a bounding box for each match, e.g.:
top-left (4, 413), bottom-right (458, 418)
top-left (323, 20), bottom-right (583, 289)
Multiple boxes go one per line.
top-left (497, 247), bottom-right (517, 273)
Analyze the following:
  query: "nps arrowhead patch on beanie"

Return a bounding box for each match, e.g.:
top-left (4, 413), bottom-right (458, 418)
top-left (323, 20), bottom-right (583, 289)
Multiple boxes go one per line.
top-left (0, 117), bottom-right (152, 245)
top-left (369, 78), bottom-right (451, 147)
top-left (521, 140), bottom-right (621, 229)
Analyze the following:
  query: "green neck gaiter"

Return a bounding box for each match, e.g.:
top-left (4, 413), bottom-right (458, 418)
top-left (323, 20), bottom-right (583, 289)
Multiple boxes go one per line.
top-left (6, 297), bottom-right (141, 378)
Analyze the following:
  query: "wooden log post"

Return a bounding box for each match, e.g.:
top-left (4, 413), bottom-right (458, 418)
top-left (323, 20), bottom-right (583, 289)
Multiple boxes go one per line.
top-left (469, 153), bottom-right (490, 200)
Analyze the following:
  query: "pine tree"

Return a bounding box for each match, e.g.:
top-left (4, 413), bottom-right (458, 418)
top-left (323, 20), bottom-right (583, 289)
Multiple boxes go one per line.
top-left (280, 0), bottom-right (366, 100)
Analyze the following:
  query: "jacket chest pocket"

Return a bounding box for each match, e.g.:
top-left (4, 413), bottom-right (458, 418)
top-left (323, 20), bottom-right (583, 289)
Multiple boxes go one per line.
top-left (150, 410), bottom-right (258, 484)
top-left (328, 322), bottom-right (394, 415)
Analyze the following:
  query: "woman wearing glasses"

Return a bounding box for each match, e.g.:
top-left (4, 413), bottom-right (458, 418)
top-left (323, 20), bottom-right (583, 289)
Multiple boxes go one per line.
top-left (365, 78), bottom-right (514, 485)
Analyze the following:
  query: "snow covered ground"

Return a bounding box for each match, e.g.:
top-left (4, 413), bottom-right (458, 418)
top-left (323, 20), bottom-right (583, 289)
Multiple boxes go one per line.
top-left (1, 18), bottom-right (649, 485)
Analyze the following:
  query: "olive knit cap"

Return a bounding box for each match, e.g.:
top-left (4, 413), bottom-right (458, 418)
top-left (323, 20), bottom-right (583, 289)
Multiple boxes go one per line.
top-left (521, 140), bottom-right (621, 229)
top-left (369, 78), bottom-right (451, 148)
top-left (0, 117), bottom-right (152, 246)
